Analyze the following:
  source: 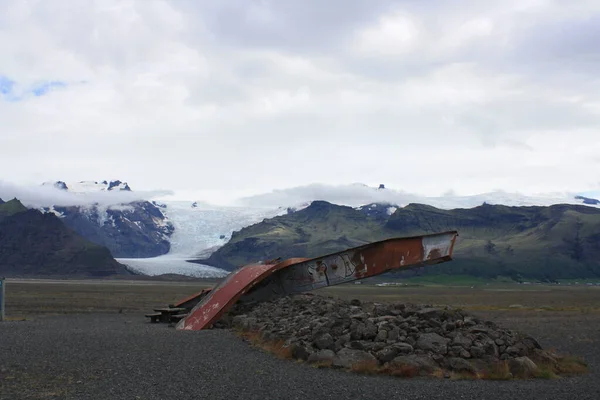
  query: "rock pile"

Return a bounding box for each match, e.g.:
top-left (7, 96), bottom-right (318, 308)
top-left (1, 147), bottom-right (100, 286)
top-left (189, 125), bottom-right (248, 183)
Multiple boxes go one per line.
top-left (224, 293), bottom-right (559, 378)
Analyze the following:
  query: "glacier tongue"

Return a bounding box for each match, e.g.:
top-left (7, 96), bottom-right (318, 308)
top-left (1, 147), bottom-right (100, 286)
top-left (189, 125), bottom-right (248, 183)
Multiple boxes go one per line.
top-left (117, 201), bottom-right (287, 277)
top-left (116, 256), bottom-right (229, 278)
top-left (163, 201), bottom-right (287, 258)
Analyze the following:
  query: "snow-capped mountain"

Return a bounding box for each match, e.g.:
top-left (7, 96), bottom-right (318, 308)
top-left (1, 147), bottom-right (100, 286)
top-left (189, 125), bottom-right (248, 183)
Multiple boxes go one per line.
top-left (40, 181), bottom-right (174, 258)
top-left (42, 180), bottom-right (132, 192)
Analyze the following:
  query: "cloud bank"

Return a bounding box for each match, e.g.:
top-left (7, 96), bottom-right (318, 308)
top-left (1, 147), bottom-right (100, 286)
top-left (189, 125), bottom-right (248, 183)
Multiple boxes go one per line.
top-left (0, 180), bottom-right (171, 208)
top-left (236, 183), bottom-right (591, 209)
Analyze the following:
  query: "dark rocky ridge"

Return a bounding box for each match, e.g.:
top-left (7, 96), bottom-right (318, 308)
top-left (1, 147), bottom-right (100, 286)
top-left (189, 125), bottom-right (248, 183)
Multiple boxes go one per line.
top-left (223, 294), bottom-right (577, 378)
top-left (0, 201), bottom-right (131, 277)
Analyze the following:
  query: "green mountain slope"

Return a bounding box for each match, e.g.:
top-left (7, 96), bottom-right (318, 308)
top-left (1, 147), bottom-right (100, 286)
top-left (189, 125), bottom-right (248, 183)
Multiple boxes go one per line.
top-left (0, 198), bottom-right (28, 219)
top-left (201, 201), bottom-right (600, 280)
top-left (385, 203), bottom-right (600, 280)
top-left (0, 199), bottom-right (132, 277)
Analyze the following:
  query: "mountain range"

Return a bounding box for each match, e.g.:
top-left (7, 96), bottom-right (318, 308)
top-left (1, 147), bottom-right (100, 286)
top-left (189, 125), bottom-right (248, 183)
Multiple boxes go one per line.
top-left (1, 180), bottom-right (599, 280)
top-left (200, 200), bottom-right (600, 281)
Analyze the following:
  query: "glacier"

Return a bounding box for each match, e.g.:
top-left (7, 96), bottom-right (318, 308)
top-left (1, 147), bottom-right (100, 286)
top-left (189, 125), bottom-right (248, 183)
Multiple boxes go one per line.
top-left (117, 201), bottom-right (287, 277)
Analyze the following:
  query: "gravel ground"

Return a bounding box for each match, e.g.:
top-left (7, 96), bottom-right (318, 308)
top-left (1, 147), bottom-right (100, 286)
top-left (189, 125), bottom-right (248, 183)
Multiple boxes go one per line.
top-left (1, 312), bottom-right (599, 400)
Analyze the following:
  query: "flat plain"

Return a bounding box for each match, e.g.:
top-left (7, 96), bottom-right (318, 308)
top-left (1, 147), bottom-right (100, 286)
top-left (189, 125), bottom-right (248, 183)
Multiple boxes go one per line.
top-left (1, 279), bottom-right (599, 399)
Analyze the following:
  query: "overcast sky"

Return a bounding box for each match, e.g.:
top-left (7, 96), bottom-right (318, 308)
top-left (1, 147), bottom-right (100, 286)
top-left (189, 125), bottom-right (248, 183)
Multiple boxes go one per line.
top-left (1, 0), bottom-right (599, 204)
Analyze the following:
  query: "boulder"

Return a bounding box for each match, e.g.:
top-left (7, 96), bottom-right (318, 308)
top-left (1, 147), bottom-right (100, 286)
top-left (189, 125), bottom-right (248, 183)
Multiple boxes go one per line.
top-left (333, 348), bottom-right (378, 369)
top-left (447, 357), bottom-right (478, 374)
top-left (451, 333), bottom-right (473, 349)
top-left (314, 333), bottom-right (334, 350)
top-left (390, 355), bottom-right (439, 375)
top-left (416, 333), bottom-right (449, 355)
top-left (308, 349), bottom-right (336, 364)
top-left (508, 357), bottom-right (539, 378)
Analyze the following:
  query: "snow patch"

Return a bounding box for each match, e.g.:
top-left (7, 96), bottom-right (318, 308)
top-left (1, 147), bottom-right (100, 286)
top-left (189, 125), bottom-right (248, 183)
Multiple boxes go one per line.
top-left (108, 204), bottom-right (134, 212)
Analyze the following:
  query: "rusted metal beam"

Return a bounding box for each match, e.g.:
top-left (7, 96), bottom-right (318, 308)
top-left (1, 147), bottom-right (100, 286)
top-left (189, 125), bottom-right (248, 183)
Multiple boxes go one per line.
top-left (177, 231), bottom-right (458, 331)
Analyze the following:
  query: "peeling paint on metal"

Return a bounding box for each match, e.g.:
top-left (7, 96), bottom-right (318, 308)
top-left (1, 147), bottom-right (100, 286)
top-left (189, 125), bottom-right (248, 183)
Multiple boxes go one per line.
top-left (177, 231), bottom-right (458, 331)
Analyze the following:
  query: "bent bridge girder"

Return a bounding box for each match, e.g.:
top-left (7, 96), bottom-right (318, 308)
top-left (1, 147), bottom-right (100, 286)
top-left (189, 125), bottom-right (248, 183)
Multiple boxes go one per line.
top-left (176, 231), bottom-right (458, 331)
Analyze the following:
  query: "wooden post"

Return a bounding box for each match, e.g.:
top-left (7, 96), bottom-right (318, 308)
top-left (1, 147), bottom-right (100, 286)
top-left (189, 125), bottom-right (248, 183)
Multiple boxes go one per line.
top-left (0, 277), bottom-right (5, 322)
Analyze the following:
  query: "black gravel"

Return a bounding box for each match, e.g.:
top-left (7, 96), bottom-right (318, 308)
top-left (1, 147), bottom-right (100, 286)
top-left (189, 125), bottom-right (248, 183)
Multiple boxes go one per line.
top-left (1, 313), bottom-right (599, 400)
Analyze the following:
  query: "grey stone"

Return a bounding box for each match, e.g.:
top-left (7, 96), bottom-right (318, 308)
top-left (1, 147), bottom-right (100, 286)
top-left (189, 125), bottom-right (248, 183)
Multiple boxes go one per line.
top-left (470, 345), bottom-right (485, 358)
top-left (350, 312), bottom-right (368, 320)
top-left (375, 346), bottom-right (399, 363)
top-left (390, 355), bottom-right (439, 375)
top-left (349, 321), bottom-right (365, 340)
top-left (308, 349), bottom-right (336, 364)
top-left (508, 357), bottom-right (539, 378)
top-left (363, 321), bottom-right (378, 340)
top-left (333, 348), bottom-right (377, 369)
top-left (375, 329), bottom-right (388, 342)
top-left (387, 327), bottom-right (400, 342)
top-left (291, 344), bottom-right (311, 361)
top-left (448, 358), bottom-right (478, 374)
top-left (416, 333), bottom-right (449, 355)
top-left (451, 333), bottom-right (473, 348)
top-left (333, 333), bottom-right (350, 352)
top-left (417, 308), bottom-right (444, 319)
top-left (314, 333), bottom-right (334, 350)
top-left (469, 325), bottom-right (489, 334)
top-left (521, 336), bottom-right (542, 351)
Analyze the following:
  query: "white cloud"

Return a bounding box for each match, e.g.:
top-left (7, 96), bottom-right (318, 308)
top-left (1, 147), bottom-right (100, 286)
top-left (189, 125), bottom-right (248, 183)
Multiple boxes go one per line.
top-left (353, 12), bottom-right (420, 57)
top-left (0, 0), bottom-right (599, 202)
top-left (0, 180), bottom-right (171, 208)
top-left (236, 182), bottom-right (595, 209)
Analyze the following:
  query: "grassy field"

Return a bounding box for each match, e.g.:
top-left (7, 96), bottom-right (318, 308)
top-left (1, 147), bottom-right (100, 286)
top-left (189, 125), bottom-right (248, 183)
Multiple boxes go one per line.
top-left (3, 279), bottom-right (218, 318)
top-left (3, 278), bottom-right (600, 318)
top-left (318, 282), bottom-right (600, 312)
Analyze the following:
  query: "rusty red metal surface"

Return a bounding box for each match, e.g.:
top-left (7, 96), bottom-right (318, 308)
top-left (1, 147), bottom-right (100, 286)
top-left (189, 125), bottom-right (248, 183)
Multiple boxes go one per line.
top-left (174, 288), bottom-right (213, 310)
top-left (177, 231), bottom-right (458, 331)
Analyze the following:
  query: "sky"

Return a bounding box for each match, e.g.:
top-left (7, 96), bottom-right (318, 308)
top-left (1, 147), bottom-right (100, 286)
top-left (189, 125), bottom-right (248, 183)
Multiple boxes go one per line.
top-left (1, 0), bottom-right (599, 204)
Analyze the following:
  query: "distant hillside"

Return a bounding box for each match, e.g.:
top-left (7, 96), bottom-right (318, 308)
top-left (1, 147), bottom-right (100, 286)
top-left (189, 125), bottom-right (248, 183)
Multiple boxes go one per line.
top-left (201, 201), bottom-right (600, 280)
top-left (0, 199), bottom-right (132, 277)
